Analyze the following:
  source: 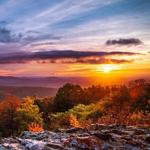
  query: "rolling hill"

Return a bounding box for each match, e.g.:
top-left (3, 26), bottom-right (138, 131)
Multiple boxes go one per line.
top-left (0, 86), bottom-right (57, 98)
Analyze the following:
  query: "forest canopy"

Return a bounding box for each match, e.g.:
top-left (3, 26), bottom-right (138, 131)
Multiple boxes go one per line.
top-left (0, 79), bottom-right (149, 137)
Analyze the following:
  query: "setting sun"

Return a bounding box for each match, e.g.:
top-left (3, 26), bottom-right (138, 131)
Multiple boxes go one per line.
top-left (97, 64), bottom-right (121, 73)
top-left (102, 65), bottom-right (114, 73)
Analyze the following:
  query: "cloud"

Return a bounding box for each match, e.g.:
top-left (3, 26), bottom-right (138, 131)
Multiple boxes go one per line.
top-left (106, 38), bottom-right (143, 46)
top-left (0, 50), bottom-right (139, 64)
top-left (11, 0), bottom-right (119, 32)
top-left (31, 42), bottom-right (56, 47)
top-left (1, 0), bottom-right (148, 53)
top-left (0, 27), bottom-right (12, 43)
top-left (24, 34), bottom-right (61, 44)
top-left (61, 57), bottom-right (133, 64)
top-left (0, 25), bottom-right (61, 45)
top-left (0, 26), bottom-right (22, 43)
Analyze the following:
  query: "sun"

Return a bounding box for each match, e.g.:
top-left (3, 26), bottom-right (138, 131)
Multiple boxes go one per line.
top-left (101, 64), bottom-right (121, 73)
top-left (102, 65), bottom-right (113, 73)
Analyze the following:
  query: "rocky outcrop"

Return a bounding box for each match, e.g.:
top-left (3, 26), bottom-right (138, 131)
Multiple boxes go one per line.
top-left (0, 125), bottom-right (150, 150)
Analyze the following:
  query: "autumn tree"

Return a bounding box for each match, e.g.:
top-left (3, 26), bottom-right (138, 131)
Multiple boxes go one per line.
top-left (99, 85), bottom-right (131, 125)
top-left (0, 96), bottom-right (20, 136)
top-left (16, 97), bottom-right (43, 132)
top-left (130, 79), bottom-right (150, 115)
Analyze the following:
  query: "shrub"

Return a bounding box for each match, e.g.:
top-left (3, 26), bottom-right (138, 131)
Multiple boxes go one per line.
top-left (16, 97), bottom-right (43, 133)
top-left (69, 114), bottom-right (80, 127)
top-left (28, 123), bottom-right (44, 132)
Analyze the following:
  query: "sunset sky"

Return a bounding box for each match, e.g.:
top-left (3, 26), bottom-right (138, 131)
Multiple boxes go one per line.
top-left (0, 0), bottom-right (150, 83)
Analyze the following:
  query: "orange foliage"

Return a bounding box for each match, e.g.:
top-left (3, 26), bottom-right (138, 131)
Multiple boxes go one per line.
top-left (28, 123), bottom-right (44, 132)
top-left (98, 109), bottom-right (150, 127)
top-left (129, 112), bottom-right (150, 127)
top-left (0, 95), bottom-right (20, 111)
top-left (0, 96), bottom-right (21, 135)
top-left (69, 114), bottom-right (80, 127)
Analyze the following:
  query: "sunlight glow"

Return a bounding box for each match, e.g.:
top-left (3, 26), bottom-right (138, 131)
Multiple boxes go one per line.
top-left (97, 64), bottom-right (121, 73)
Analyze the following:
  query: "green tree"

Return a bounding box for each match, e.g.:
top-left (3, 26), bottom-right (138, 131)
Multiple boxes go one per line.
top-left (53, 83), bottom-right (83, 112)
top-left (83, 85), bottom-right (107, 104)
top-left (34, 97), bottom-right (54, 129)
top-left (17, 97), bottom-right (43, 132)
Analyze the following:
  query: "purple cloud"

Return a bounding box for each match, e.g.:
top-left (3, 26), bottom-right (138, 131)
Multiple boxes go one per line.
top-left (0, 50), bottom-right (140, 64)
top-left (106, 38), bottom-right (142, 46)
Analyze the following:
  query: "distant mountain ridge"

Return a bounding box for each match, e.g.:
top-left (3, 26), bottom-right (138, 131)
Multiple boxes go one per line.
top-left (0, 76), bottom-right (91, 98)
top-left (0, 86), bottom-right (57, 98)
top-left (0, 76), bottom-right (90, 88)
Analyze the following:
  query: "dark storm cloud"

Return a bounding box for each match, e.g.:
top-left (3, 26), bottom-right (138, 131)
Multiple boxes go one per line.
top-left (0, 50), bottom-right (140, 64)
top-left (106, 38), bottom-right (142, 46)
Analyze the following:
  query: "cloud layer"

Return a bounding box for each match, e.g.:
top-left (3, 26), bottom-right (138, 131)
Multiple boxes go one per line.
top-left (0, 0), bottom-right (149, 77)
top-left (0, 50), bottom-right (139, 64)
top-left (0, 0), bottom-right (149, 54)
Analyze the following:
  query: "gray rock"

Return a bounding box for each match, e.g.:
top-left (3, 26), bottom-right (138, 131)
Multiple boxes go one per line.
top-left (66, 127), bottom-right (85, 133)
top-left (30, 144), bottom-right (42, 150)
top-left (92, 131), bottom-right (113, 141)
top-left (145, 134), bottom-right (150, 143)
top-left (0, 145), bottom-right (7, 150)
top-left (44, 143), bottom-right (64, 150)
top-left (1, 125), bottom-right (150, 150)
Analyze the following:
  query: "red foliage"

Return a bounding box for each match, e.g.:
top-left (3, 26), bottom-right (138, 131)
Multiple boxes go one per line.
top-left (0, 95), bottom-right (20, 110)
top-left (130, 86), bottom-right (142, 101)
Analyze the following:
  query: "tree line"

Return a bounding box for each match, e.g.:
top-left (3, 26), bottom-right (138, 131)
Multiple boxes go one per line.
top-left (0, 79), bottom-right (149, 137)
